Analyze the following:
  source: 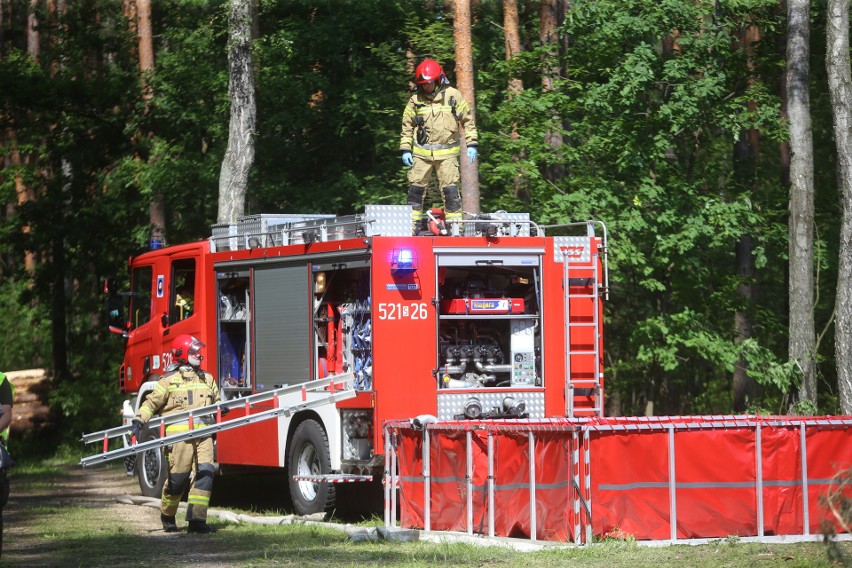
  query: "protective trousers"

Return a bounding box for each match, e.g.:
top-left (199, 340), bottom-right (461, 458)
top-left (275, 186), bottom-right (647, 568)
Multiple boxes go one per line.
top-left (161, 436), bottom-right (215, 522)
top-left (407, 155), bottom-right (462, 233)
top-left (0, 472), bottom-right (8, 558)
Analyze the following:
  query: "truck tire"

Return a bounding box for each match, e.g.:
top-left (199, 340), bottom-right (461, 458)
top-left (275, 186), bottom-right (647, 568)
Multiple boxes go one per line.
top-left (137, 428), bottom-right (167, 498)
top-left (288, 419), bottom-right (335, 516)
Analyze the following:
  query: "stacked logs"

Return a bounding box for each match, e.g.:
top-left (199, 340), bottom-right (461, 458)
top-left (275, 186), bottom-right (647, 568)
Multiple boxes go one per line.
top-left (5, 369), bottom-right (50, 433)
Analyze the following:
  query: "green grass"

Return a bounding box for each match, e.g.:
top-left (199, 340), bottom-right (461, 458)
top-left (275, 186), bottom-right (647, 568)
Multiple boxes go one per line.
top-left (1, 514), bottom-right (847, 568)
top-left (0, 452), bottom-right (848, 567)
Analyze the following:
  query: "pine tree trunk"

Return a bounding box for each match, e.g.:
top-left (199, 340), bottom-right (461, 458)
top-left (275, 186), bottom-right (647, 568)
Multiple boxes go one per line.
top-left (503, 0), bottom-right (527, 202)
top-left (732, 24), bottom-right (761, 413)
top-left (218, 0), bottom-right (256, 224)
top-left (503, 0), bottom-right (523, 96)
top-left (733, 233), bottom-right (755, 412)
top-left (787, 0), bottom-right (817, 408)
top-left (19, 0), bottom-right (38, 272)
top-left (540, 0), bottom-right (566, 183)
top-left (453, 0), bottom-right (480, 215)
top-left (827, 0), bottom-right (852, 414)
top-left (136, 0), bottom-right (153, 100)
top-left (135, 0), bottom-right (165, 246)
top-left (27, 0), bottom-right (39, 58)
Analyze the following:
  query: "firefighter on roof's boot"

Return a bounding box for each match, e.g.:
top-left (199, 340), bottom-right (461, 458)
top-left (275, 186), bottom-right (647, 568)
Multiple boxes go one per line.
top-left (407, 184), bottom-right (426, 235)
top-left (441, 185), bottom-right (462, 234)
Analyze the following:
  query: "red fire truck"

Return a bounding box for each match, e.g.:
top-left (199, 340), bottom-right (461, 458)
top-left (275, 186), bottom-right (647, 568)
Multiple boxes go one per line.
top-left (105, 205), bottom-right (607, 515)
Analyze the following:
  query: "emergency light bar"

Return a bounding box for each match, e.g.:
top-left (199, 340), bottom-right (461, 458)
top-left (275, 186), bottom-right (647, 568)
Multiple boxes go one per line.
top-left (390, 248), bottom-right (417, 272)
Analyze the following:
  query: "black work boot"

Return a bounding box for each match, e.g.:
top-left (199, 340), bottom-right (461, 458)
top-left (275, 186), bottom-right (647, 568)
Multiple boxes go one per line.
top-left (416, 218), bottom-right (430, 236)
top-left (187, 520), bottom-right (216, 534)
top-left (161, 513), bottom-right (178, 533)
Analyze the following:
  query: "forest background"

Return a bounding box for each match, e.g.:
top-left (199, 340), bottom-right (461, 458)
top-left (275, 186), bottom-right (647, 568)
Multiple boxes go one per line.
top-left (0, 0), bottom-right (850, 441)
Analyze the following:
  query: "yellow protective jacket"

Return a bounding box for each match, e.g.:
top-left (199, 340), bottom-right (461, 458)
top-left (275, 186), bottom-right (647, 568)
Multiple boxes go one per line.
top-left (135, 366), bottom-right (219, 435)
top-left (399, 86), bottom-right (478, 160)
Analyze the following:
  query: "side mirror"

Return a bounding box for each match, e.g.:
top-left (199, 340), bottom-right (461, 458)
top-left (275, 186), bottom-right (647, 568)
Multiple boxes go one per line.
top-left (103, 277), bottom-right (118, 295)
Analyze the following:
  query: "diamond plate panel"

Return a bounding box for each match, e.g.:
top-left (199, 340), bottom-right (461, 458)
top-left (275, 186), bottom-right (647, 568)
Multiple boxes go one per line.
top-left (238, 213), bottom-right (334, 238)
top-left (554, 236), bottom-right (591, 263)
top-left (211, 223), bottom-right (239, 251)
top-left (436, 391), bottom-right (545, 421)
top-left (464, 212), bottom-right (531, 237)
top-left (365, 204), bottom-right (412, 236)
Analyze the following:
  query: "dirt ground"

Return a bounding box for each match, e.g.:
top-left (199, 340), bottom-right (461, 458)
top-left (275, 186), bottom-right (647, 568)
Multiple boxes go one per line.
top-left (3, 464), bottom-right (238, 567)
top-left (1, 461), bottom-right (383, 567)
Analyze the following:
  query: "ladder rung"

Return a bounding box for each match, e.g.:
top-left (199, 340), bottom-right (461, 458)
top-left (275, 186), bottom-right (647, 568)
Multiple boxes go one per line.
top-left (568, 350), bottom-right (598, 356)
top-left (568, 322), bottom-right (597, 327)
top-left (568, 380), bottom-right (600, 388)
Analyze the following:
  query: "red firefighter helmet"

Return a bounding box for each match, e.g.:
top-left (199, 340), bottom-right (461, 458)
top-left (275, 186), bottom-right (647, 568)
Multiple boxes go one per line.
top-left (415, 58), bottom-right (447, 86)
top-left (172, 334), bottom-right (205, 367)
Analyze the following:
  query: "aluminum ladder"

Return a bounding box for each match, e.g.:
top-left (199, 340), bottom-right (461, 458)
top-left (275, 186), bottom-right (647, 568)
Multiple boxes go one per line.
top-left (80, 373), bottom-right (355, 467)
top-left (563, 222), bottom-right (607, 418)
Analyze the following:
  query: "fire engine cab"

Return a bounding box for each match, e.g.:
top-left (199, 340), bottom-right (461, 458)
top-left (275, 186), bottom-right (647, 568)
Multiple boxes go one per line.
top-left (105, 205), bottom-right (607, 515)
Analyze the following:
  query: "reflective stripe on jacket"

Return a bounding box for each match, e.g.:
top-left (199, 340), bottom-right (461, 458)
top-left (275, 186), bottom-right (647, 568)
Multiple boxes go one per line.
top-left (399, 86), bottom-right (478, 159)
top-left (135, 366), bottom-right (219, 433)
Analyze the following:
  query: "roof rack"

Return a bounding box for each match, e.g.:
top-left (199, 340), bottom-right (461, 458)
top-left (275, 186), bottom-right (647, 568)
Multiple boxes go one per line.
top-left (209, 205), bottom-right (545, 252)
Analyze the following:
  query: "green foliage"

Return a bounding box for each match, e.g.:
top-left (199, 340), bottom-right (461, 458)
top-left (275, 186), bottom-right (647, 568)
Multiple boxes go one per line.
top-left (49, 376), bottom-right (125, 436)
top-left (1, 0), bottom-right (150, 423)
top-left (0, 0), bottom-right (846, 436)
top-left (0, 279), bottom-right (50, 370)
top-left (477, 0), bottom-right (796, 415)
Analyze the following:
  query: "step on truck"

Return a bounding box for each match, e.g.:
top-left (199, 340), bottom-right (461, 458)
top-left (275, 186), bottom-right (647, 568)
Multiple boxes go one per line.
top-left (104, 204), bottom-right (607, 515)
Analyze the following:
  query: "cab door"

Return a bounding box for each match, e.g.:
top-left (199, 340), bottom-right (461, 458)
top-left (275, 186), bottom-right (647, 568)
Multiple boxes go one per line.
top-left (123, 263), bottom-right (155, 392)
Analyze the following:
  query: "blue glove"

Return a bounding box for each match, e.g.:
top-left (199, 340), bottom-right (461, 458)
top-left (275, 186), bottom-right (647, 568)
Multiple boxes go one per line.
top-left (402, 151), bottom-right (413, 167)
top-left (467, 146), bottom-right (478, 164)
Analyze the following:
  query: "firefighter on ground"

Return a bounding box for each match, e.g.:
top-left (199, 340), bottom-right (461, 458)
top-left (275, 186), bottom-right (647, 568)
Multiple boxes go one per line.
top-left (400, 58), bottom-right (478, 235)
top-left (0, 372), bottom-right (14, 557)
top-left (130, 335), bottom-right (223, 534)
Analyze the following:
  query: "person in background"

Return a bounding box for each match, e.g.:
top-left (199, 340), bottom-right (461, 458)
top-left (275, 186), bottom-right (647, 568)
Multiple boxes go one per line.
top-left (399, 58), bottom-right (478, 235)
top-left (175, 280), bottom-right (194, 321)
top-left (0, 372), bottom-right (14, 557)
top-left (175, 288), bottom-right (193, 320)
top-left (129, 336), bottom-right (221, 534)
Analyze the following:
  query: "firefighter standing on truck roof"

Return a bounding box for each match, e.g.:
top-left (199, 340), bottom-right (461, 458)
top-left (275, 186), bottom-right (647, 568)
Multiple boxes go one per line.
top-left (400, 58), bottom-right (478, 235)
top-left (129, 335), bottom-right (223, 534)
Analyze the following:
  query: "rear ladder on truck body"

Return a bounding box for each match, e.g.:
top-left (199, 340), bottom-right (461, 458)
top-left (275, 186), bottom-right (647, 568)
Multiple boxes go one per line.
top-left (549, 221), bottom-right (608, 418)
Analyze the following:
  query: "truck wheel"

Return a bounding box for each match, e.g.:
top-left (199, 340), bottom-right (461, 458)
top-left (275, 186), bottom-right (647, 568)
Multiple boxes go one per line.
top-left (137, 428), bottom-right (167, 498)
top-left (288, 419), bottom-right (335, 516)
